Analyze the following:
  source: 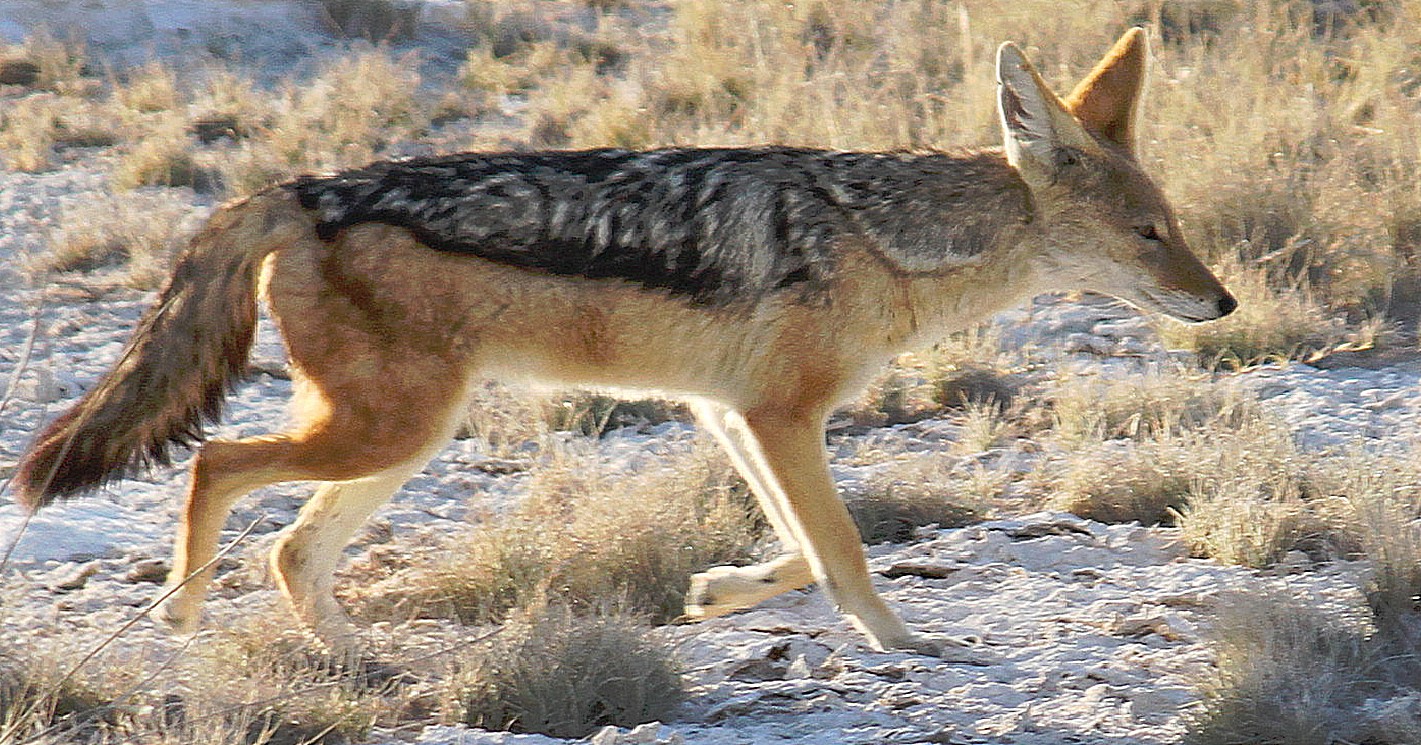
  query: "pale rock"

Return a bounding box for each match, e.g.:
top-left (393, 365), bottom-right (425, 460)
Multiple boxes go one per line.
top-left (44, 560), bottom-right (100, 591)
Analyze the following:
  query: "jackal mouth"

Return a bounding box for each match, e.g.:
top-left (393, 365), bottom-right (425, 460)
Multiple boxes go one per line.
top-left (1140, 287), bottom-right (1234, 323)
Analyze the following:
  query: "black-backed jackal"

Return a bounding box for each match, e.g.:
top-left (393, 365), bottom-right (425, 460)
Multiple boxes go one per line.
top-left (15, 29), bottom-right (1233, 656)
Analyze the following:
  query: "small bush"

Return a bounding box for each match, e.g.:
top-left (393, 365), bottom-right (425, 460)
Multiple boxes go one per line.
top-left (11, 32), bottom-right (89, 94)
top-left (448, 603), bottom-right (683, 739)
top-left (1169, 416), bottom-right (1336, 568)
top-left (846, 327), bottom-right (1022, 428)
top-left (1046, 365), bottom-right (1254, 447)
top-left (1321, 450), bottom-right (1421, 628)
top-left (353, 440), bottom-right (763, 624)
top-left (1044, 437), bottom-right (1198, 525)
top-left (189, 67), bottom-right (271, 143)
top-left (0, 95), bottom-right (57, 171)
top-left (30, 193), bottom-right (200, 290)
top-left (178, 620), bottom-right (390, 745)
top-left (1187, 590), bottom-right (1421, 745)
top-left (115, 61), bottom-right (179, 114)
top-left (0, 641), bottom-right (118, 745)
top-left (112, 120), bottom-right (209, 192)
top-left (541, 393), bottom-right (686, 437)
top-left (211, 49), bottom-right (429, 197)
top-left (850, 454), bottom-right (987, 543)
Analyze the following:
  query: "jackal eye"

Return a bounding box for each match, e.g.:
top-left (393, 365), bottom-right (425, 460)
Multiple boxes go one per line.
top-left (1134, 224), bottom-right (1163, 243)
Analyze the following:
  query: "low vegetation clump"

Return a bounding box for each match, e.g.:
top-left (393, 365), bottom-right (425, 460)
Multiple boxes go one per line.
top-left (209, 48), bottom-right (431, 194)
top-left (447, 603), bottom-right (683, 739)
top-left (1045, 365), bottom-right (1255, 447)
top-left (354, 440), bottom-right (763, 625)
top-left (173, 622), bottom-right (391, 745)
top-left (847, 328), bottom-right (1022, 428)
top-left (0, 643), bottom-right (115, 745)
top-left (1042, 436), bottom-right (1199, 525)
top-left (850, 453), bottom-right (990, 543)
top-left (28, 193), bottom-right (202, 290)
top-left (1187, 590), bottom-right (1421, 745)
top-left (112, 118), bottom-right (210, 192)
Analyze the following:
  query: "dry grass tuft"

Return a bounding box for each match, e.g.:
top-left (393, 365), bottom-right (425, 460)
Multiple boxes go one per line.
top-left (353, 439), bottom-right (763, 625)
top-left (4, 32), bottom-right (90, 94)
top-left (1169, 417), bottom-right (1333, 568)
top-left (446, 602), bottom-right (683, 739)
top-left (540, 393), bottom-right (687, 437)
top-left (0, 95), bottom-right (59, 172)
top-left (115, 61), bottom-right (180, 114)
top-left (845, 328), bottom-right (1021, 428)
top-left (1045, 365), bottom-right (1254, 448)
top-left (210, 48), bottom-right (429, 195)
top-left (0, 642), bottom-right (114, 744)
top-left (0, 93), bottom-right (122, 172)
top-left (29, 193), bottom-right (202, 290)
top-left (1043, 436), bottom-right (1199, 526)
top-left (188, 67), bottom-right (270, 144)
top-left (175, 622), bottom-right (390, 745)
top-left (850, 454), bottom-right (986, 543)
top-left (1315, 449), bottom-right (1421, 629)
top-left (113, 118), bottom-right (212, 192)
top-left (1187, 590), bottom-right (1421, 745)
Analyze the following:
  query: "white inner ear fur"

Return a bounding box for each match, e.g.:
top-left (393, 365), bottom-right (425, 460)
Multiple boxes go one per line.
top-left (996, 43), bottom-right (1097, 171)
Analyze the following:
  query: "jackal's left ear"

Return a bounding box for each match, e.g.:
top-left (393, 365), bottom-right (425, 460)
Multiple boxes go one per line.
top-left (996, 42), bottom-right (1096, 175)
top-left (1065, 27), bottom-right (1149, 152)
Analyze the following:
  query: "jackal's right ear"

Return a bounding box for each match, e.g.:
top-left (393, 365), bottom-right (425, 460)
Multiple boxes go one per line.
top-left (996, 42), bottom-right (1096, 178)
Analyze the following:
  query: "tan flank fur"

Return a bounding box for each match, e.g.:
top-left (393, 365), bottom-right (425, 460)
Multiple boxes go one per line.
top-left (15, 29), bottom-right (1233, 656)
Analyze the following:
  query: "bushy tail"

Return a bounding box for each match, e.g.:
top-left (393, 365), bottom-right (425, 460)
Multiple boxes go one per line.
top-left (13, 189), bottom-right (307, 510)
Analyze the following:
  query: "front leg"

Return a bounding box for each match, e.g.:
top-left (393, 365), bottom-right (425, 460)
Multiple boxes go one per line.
top-left (709, 404), bottom-right (938, 655)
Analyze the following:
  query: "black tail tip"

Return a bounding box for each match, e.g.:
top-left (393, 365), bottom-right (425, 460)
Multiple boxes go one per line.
top-left (9, 467), bottom-right (52, 513)
top-left (12, 435), bottom-right (82, 513)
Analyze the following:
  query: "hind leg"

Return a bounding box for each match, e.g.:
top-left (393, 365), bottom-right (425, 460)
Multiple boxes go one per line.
top-left (268, 458), bottom-right (434, 647)
top-left (155, 365), bottom-right (467, 639)
top-left (155, 435), bottom-right (305, 633)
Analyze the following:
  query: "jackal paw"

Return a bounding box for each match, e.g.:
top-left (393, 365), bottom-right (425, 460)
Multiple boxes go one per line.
top-left (151, 596), bottom-right (200, 635)
top-left (685, 564), bottom-right (783, 620)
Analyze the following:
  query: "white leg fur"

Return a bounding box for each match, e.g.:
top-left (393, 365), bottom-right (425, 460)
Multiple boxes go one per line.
top-left (692, 402), bottom-right (939, 654)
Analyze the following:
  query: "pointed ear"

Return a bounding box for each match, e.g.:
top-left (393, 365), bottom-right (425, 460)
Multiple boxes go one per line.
top-left (996, 42), bottom-right (1095, 173)
top-left (1065, 27), bottom-right (1149, 151)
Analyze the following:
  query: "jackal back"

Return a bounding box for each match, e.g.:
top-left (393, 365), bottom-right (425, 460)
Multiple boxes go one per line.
top-left (290, 147), bottom-right (1031, 305)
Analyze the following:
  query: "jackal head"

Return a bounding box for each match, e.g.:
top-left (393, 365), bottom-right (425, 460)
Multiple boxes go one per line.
top-left (996, 28), bottom-right (1236, 322)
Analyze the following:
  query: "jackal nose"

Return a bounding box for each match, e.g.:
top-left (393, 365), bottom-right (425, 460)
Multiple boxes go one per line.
top-left (1217, 293), bottom-right (1238, 318)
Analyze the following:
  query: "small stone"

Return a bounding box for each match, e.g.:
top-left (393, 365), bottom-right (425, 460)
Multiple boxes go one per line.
top-left (589, 726), bottom-right (621, 745)
top-left (125, 558), bottom-right (170, 584)
top-left (622, 722), bottom-right (662, 743)
top-left (725, 656), bottom-right (785, 682)
top-left (46, 561), bottom-right (100, 592)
